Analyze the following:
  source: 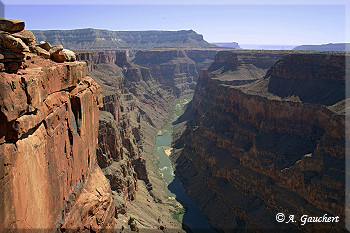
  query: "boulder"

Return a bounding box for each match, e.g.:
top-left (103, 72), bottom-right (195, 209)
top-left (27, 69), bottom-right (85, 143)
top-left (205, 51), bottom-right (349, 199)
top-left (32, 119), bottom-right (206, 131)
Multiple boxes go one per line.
top-left (51, 50), bottom-right (66, 63)
top-left (49, 44), bottom-right (63, 55)
top-left (52, 48), bottom-right (76, 63)
top-left (0, 31), bottom-right (29, 53)
top-left (62, 49), bottom-right (76, 61)
top-left (11, 30), bottom-right (36, 46)
top-left (35, 46), bottom-right (50, 59)
top-left (38, 41), bottom-right (51, 51)
top-left (0, 19), bottom-right (25, 32)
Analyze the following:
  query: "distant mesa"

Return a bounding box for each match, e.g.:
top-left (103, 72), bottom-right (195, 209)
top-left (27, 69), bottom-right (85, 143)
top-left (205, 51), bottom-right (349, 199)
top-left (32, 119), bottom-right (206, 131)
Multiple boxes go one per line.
top-left (293, 43), bottom-right (350, 51)
top-left (32, 28), bottom-right (218, 50)
top-left (211, 42), bottom-right (241, 49)
top-left (240, 44), bottom-right (296, 50)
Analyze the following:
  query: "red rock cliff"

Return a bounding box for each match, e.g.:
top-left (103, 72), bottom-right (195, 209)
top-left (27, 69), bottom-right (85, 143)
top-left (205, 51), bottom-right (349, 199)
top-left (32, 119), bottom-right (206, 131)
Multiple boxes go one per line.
top-left (0, 20), bottom-right (114, 232)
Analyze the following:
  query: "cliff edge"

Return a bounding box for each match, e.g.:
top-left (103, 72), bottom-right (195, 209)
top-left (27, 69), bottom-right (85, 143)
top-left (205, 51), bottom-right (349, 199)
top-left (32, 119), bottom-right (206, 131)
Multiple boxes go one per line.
top-left (0, 19), bottom-right (115, 232)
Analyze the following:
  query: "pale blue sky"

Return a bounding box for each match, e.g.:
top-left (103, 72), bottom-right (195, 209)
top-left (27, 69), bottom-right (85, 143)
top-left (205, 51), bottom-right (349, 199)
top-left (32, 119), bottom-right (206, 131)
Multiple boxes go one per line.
top-left (2, 1), bottom-right (348, 45)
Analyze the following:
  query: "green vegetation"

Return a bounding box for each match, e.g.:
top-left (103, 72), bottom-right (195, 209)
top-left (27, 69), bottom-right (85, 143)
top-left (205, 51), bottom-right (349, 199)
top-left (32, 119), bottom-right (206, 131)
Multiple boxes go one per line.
top-left (168, 202), bottom-right (186, 224)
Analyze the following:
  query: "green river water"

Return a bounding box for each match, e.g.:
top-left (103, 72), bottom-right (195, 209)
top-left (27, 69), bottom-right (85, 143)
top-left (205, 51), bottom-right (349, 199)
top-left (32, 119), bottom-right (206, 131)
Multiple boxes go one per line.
top-left (155, 96), bottom-right (216, 232)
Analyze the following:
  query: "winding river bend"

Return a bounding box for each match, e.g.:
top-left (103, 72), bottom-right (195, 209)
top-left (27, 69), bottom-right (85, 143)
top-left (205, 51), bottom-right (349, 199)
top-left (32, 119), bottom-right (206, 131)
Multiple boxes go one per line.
top-left (155, 96), bottom-right (216, 233)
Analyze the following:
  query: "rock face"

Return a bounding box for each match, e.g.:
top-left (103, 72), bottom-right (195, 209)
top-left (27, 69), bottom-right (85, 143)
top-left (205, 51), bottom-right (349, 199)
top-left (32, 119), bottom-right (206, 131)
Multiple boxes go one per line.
top-left (59, 165), bottom-right (115, 232)
top-left (32, 28), bottom-right (216, 49)
top-left (0, 24), bottom-right (115, 231)
top-left (78, 51), bottom-right (128, 72)
top-left (132, 49), bottom-right (218, 96)
top-left (97, 110), bottom-right (138, 202)
top-left (173, 51), bottom-right (347, 232)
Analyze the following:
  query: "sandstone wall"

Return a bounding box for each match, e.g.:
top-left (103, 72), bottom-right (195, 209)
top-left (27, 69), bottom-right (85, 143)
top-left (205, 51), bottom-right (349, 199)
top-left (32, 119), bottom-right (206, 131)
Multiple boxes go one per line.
top-left (0, 56), bottom-right (115, 231)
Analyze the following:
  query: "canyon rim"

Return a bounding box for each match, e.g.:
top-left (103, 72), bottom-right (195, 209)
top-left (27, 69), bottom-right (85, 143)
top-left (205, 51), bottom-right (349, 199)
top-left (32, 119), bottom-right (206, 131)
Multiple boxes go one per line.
top-left (0, 8), bottom-right (348, 233)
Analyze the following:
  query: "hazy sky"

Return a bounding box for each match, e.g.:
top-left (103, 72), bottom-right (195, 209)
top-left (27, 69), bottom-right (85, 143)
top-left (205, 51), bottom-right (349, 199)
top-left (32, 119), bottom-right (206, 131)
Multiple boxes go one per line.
top-left (2, 0), bottom-right (349, 45)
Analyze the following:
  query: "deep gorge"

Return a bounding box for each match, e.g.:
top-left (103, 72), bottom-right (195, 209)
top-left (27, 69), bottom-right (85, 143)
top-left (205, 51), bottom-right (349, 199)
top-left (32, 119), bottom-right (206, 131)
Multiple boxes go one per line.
top-left (75, 48), bottom-right (221, 231)
top-left (0, 19), bottom-right (347, 233)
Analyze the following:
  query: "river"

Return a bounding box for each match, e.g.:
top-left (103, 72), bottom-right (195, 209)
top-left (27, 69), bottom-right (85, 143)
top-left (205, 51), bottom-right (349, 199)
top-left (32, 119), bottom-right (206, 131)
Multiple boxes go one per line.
top-left (155, 96), bottom-right (216, 233)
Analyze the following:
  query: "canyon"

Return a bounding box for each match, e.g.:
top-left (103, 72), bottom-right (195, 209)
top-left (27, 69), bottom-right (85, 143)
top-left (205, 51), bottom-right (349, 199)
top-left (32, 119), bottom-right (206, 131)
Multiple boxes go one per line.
top-left (0, 18), bottom-right (347, 233)
top-left (172, 50), bottom-right (347, 232)
top-left (75, 48), bottom-right (219, 231)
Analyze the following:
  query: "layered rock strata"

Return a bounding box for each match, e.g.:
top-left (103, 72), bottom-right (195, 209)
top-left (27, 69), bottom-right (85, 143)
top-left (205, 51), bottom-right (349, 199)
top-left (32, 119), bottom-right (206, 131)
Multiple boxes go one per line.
top-left (78, 51), bottom-right (128, 72)
top-left (173, 51), bottom-right (347, 232)
top-left (32, 29), bottom-right (216, 49)
top-left (132, 49), bottom-right (218, 96)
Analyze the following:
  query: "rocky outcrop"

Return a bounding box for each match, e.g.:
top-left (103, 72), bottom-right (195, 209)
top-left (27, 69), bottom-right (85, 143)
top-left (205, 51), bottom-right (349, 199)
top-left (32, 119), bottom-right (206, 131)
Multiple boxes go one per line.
top-left (0, 27), bottom-right (29, 73)
top-left (0, 20), bottom-right (115, 232)
top-left (173, 51), bottom-right (347, 232)
top-left (0, 20), bottom-right (78, 74)
top-left (32, 28), bottom-right (216, 50)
